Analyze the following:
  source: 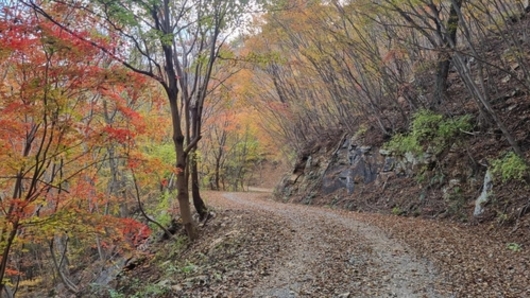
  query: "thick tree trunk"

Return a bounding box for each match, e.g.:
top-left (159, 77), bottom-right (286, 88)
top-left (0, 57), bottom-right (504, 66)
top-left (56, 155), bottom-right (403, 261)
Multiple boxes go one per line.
top-left (161, 23), bottom-right (199, 238)
top-left (174, 141), bottom-right (197, 240)
top-left (190, 152), bottom-right (209, 220)
top-left (434, 53), bottom-right (451, 104)
top-left (189, 106), bottom-right (209, 220)
top-left (168, 82), bottom-right (196, 239)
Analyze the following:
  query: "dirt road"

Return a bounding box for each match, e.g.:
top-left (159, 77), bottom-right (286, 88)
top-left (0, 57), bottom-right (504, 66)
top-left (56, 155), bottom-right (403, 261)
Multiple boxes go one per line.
top-left (205, 192), bottom-right (444, 297)
top-left (163, 191), bottom-right (529, 297)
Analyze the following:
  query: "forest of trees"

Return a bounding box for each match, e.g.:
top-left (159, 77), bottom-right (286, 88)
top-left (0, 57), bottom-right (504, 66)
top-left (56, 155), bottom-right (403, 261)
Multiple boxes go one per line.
top-left (1, 0), bottom-right (529, 296)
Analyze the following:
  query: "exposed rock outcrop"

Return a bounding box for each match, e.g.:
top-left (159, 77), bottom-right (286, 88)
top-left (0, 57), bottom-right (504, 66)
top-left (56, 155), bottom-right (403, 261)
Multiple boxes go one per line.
top-left (474, 170), bottom-right (493, 217)
top-left (276, 133), bottom-right (492, 218)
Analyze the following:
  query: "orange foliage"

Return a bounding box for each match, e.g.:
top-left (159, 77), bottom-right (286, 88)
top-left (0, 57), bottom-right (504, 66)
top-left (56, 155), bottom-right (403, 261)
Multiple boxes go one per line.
top-left (0, 6), bottom-right (156, 283)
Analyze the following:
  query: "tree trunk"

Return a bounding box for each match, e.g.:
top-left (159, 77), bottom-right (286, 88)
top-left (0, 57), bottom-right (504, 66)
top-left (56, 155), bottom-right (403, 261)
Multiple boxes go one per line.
top-left (189, 105), bottom-right (209, 220)
top-left (434, 0), bottom-right (463, 105)
top-left (103, 100), bottom-right (128, 217)
top-left (1, 284), bottom-right (13, 298)
top-left (49, 238), bottom-right (78, 294)
top-left (168, 83), bottom-right (196, 239)
top-left (452, 53), bottom-right (526, 160)
top-left (0, 223), bottom-right (18, 295)
top-left (213, 131), bottom-right (226, 191)
top-left (174, 142), bottom-right (197, 240)
top-left (214, 154), bottom-right (222, 191)
top-left (190, 152), bottom-right (208, 220)
top-left (434, 53), bottom-right (451, 104)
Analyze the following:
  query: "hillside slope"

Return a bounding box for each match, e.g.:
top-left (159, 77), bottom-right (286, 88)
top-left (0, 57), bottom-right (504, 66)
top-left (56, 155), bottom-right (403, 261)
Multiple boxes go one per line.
top-left (275, 11), bottom-right (530, 234)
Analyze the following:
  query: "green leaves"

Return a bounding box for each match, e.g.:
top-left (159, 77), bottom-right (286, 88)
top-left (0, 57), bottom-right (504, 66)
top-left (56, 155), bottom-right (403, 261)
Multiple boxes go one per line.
top-left (96, 0), bottom-right (138, 28)
top-left (386, 110), bottom-right (472, 155)
top-left (491, 151), bottom-right (529, 183)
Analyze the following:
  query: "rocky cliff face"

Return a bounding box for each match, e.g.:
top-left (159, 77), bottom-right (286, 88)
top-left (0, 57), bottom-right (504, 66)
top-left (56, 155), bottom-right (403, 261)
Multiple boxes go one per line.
top-left (276, 133), bottom-right (495, 220)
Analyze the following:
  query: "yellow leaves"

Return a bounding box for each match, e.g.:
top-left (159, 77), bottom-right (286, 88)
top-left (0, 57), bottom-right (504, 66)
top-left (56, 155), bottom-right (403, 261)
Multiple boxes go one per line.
top-left (17, 278), bottom-right (43, 287)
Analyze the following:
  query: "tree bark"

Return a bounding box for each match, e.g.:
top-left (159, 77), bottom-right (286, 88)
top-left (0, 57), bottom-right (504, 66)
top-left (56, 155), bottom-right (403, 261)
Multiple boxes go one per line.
top-left (190, 151), bottom-right (209, 220)
top-left (189, 103), bottom-right (209, 220)
top-left (1, 284), bottom-right (13, 298)
top-left (214, 154), bottom-right (222, 191)
top-left (174, 136), bottom-right (197, 240)
top-left (434, 52), bottom-right (451, 104)
top-left (434, 0), bottom-right (463, 105)
top-left (0, 223), bottom-right (18, 296)
top-left (167, 69), bottom-right (196, 239)
top-left (213, 130), bottom-right (226, 191)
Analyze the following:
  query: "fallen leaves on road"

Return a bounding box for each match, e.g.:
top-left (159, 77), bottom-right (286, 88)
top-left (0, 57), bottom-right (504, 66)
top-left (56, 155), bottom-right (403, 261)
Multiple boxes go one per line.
top-left (119, 192), bottom-right (530, 298)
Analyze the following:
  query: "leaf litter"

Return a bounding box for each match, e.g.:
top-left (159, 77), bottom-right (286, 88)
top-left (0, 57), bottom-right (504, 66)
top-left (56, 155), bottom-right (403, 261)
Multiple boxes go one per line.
top-left (119, 191), bottom-right (529, 298)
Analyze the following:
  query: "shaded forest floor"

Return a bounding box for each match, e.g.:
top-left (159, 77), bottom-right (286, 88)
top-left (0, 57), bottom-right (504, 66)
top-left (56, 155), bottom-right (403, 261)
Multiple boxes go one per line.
top-left (114, 191), bottom-right (529, 298)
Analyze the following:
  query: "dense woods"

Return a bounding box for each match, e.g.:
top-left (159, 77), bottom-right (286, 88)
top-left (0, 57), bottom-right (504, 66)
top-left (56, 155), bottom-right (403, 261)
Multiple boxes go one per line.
top-left (1, 0), bottom-right (530, 296)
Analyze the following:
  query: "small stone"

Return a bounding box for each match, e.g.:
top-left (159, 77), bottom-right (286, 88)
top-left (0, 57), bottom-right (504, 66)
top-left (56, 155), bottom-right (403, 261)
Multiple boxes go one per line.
top-left (359, 146), bottom-right (372, 153)
top-left (404, 152), bottom-right (416, 164)
top-left (171, 284), bottom-right (183, 292)
top-left (379, 149), bottom-right (391, 155)
top-left (449, 179), bottom-right (460, 187)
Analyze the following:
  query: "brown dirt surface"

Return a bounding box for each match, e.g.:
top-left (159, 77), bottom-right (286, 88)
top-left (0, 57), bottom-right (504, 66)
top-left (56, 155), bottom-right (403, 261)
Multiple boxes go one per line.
top-left (120, 191), bottom-right (530, 298)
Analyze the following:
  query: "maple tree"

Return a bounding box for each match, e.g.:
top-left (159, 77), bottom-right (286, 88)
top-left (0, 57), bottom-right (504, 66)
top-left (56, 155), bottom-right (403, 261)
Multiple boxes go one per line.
top-left (0, 5), bottom-right (158, 294)
top-left (0, 8), bottom-right (94, 293)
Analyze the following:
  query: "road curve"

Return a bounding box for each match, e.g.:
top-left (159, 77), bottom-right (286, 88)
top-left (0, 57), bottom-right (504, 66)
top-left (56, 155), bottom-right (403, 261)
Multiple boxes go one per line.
top-left (208, 192), bottom-right (447, 298)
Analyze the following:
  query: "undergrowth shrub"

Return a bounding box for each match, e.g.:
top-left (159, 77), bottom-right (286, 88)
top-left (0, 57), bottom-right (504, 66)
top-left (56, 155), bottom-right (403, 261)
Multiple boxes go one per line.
top-left (386, 110), bottom-right (472, 156)
top-left (491, 152), bottom-right (528, 182)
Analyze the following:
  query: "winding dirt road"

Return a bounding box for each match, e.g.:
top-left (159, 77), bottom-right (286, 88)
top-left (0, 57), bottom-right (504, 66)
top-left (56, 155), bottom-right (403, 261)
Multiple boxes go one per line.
top-left (206, 192), bottom-right (445, 298)
top-left (167, 191), bottom-right (529, 297)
